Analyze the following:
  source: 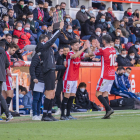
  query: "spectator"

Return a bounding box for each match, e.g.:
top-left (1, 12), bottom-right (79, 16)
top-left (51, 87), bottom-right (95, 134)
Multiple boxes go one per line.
top-left (33, 1), bottom-right (44, 26)
top-left (23, 1), bottom-right (34, 15)
top-left (7, 9), bottom-right (15, 28)
top-left (81, 17), bottom-right (95, 40)
top-left (123, 8), bottom-right (134, 27)
top-left (76, 82), bottom-right (101, 111)
top-left (106, 7), bottom-right (117, 23)
top-left (87, 7), bottom-right (95, 18)
top-left (133, 9), bottom-right (139, 19)
top-left (26, 12), bottom-right (39, 34)
top-left (96, 6), bottom-right (105, 22)
top-left (0, 26), bottom-right (10, 38)
top-left (114, 37), bottom-right (122, 55)
top-left (117, 49), bottom-right (133, 66)
top-left (132, 21), bottom-right (140, 42)
top-left (43, 0), bottom-right (52, 6)
top-left (13, 0), bottom-right (24, 19)
top-left (23, 90), bottom-right (32, 109)
top-left (0, 14), bottom-right (10, 32)
top-left (2, 33), bottom-right (12, 51)
top-left (110, 41), bottom-right (115, 47)
top-left (112, 2), bottom-right (123, 11)
top-left (1, 0), bottom-right (13, 10)
top-left (92, 1), bottom-right (106, 10)
top-left (59, 25), bottom-right (78, 48)
top-left (105, 17), bottom-right (115, 33)
top-left (96, 15), bottom-right (109, 31)
top-left (120, 20), bottom-right (136, 44)
top-left (127, 50), bottom-right (138, 65)
top-left (13, 21), bottom-right (31, 49)
top-left (24, 23), bottom-right (37, 45)
top-left (16, 14), bottom-right (27, 25)
top-left (128, 41), bottom-right (140, 59)
top-left (37, 24), bottom-right (52, 43)
top-left (89, 28), bottom-right (103, 47)
top-left (102, 29), bottom-right (107, 36)
top-left (60, 2), bottom-right (66, 17)
top-left (55, 5), bottom-right (60, 11)
top-left (54, 47), bottom-right (64, 62)
top-left (76, 5), bottom-right (88, 26)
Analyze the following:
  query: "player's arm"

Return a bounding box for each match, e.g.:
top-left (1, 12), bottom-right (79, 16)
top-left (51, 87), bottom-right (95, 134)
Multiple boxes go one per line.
top-left (71, 40), bottom-right (89, 59)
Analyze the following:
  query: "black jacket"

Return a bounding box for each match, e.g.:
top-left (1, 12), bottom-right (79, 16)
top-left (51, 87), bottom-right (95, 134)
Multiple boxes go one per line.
top-left (126, 55), bottom-right (138, 64)
top-left (81, 19), bottom-right (95, 38)
top-left (29, 53), bottom-right (44, 90)
top-left (123, 11), bottom-right (134, 27)
top-left (96, 12), bottom-right (104, 23)
top-left (56, 54), bottom-right (66, 80)
top-left (132, 27), bottom-right (140, 37)
top-left (128, 45), bottom-right (139, 59)
top-left (95, 20), bottom-right (109, 31)
top-left (13, 3), bottom-right (24, 18)
top-left (0, 47), bottom-right (9, 82)
top-left (117, 55), bottom-right (133, 66)
top-left (89, 33), bottom-right (103, 47)
top-left (35, 29), bottom-right (61, 74)
top-left (9, 16), bottom-right (14, 27)
top-left (23, 5), bottom-right (32, 15)
top-left (106, 12), bottom-right (116, 23)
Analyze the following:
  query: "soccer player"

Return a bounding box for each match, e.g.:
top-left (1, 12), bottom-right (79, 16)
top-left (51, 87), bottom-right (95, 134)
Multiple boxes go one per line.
top-left (1, 43), bottom-right (18, 116)
top-left (60, 40), bottom-right (91, 120)
top-left (92, 35), bottom-right (116, 119)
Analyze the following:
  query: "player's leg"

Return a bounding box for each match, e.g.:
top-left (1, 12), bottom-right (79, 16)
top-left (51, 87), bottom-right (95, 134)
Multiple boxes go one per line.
top-left (5, 90), bottom-right (13, 109)
top-left (66, 81), bottom-right (77, 119)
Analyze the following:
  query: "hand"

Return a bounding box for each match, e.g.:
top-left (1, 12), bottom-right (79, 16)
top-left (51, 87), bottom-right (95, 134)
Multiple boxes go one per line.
top-left (75, 35), bottom-right (80, 40)
top-left (64, 61), bottom-right (66, 67)
top-left (83, 40), bottom-right (90, 50)
top-left (95, 58), bottom-right (100, 62)
top-left (7, 69), bottom-right (11, 76)
top-left (108, 24), bottom-right (110, 28)
top-left (131, 59), bottom-right (135, 64)
top-left (9, 26), bottom-right (13, 31)
top-left (49, 11), bottom-right (53, 17)
top-left (95, 39), bottom-right (100, 49)
top-left (59, 21), bottom-right (64, 29)
top-left (33, 79), bottom-right (38, 83)
top-left (19, 49), bottom-right (24, 53)
top-left (2, 35), bottom-right (6, 39)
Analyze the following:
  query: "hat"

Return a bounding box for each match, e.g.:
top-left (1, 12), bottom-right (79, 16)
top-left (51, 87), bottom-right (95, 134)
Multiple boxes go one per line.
top-left (99, 6), bottom-right (105, 10)
top-left (38, 1), bottom-right (44, 5)
top-left (81, 5), bottom-right (85, 9)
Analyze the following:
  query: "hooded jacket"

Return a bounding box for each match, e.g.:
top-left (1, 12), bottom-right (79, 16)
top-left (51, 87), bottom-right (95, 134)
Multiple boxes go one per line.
top-left (0, 47), bottom-right (9, 82)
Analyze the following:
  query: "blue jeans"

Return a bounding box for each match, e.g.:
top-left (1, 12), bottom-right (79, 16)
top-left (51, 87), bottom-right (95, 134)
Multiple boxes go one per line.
top-left (32, 91), bottom-right (43, 116)
top-left (82, 35), bottom-right (91, 40)
top-left (128, 34), bottom-right (136, 44)
top-left (112, 3), bottom-right (123, 11)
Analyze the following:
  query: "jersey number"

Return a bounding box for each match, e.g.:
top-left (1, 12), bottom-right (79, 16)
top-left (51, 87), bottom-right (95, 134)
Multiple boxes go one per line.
top-left (109, 54), bottom-right (116, 66)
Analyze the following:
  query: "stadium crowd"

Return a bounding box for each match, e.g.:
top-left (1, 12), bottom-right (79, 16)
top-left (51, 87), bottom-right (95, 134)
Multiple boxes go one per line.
top-left (0, 0), bottom-right (140, 121)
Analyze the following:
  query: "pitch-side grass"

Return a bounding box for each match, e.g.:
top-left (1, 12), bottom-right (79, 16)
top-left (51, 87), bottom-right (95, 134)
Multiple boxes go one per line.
top-left (0, 110), bottom-right (140, 140)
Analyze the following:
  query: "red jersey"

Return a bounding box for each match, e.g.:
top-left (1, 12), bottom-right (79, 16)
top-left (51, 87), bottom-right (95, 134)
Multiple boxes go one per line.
top-left (5, 51), bottom-right (11, 75)
top-left (63, 51), bottom-right (85, 81)
top-left (94, 47), bottom-right (116, 80)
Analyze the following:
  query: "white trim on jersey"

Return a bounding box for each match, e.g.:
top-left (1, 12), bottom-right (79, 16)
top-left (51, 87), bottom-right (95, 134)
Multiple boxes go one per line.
top-left (101, 56), bottom-right (104, 78)
top-left (64, 59), bottom-right (71, 80)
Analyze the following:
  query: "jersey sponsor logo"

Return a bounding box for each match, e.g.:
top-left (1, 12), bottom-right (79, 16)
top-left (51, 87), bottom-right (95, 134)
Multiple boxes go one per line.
top-left (73, 61), bottom-right (80, 65)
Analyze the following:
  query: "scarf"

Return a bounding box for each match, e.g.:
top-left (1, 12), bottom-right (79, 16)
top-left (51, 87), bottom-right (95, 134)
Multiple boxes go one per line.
top-left (37, 7), bottom-right (44, 21)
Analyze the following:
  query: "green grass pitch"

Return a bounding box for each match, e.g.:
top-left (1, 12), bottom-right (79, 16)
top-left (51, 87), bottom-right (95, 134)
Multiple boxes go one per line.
top-left (0, 110), bottom-right (140, 140)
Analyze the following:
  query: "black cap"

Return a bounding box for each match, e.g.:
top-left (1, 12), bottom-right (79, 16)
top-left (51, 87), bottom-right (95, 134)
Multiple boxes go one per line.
top-left (81, 5), bottom-right (85, 9)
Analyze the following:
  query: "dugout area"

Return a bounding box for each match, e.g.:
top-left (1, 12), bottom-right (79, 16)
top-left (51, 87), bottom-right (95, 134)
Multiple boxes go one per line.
top-left (0, 110), bottom-right (140, 140)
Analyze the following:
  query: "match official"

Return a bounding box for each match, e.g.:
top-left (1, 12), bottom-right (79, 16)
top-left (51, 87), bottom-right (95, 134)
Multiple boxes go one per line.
top-left (35, 21), bottom-right (64, 121)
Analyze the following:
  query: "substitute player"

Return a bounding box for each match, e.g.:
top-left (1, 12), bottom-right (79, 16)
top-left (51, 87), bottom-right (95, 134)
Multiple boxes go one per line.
top-left (1, 43), bottom-right (18, 115)
top-left (93, 35), bottom-right (116, 119)
top-left (60, 40), bottom-right (91, 120)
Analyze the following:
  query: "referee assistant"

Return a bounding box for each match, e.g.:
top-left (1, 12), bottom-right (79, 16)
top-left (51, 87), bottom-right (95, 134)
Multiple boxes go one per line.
top-left (35, 21), bottom-right (64, 121)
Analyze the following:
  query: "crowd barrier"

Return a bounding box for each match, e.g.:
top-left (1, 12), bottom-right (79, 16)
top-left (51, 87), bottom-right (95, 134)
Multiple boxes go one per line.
top-left (11, 62), bottom-right (140, 106)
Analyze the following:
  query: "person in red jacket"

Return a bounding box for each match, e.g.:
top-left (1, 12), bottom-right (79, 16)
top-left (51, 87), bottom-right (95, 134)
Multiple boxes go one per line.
top-left (13, 21), bottom-right (31, 49)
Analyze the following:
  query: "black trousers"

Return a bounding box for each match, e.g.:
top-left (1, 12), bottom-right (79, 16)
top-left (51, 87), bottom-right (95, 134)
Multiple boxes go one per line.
top-left (55, 78), bottom-right (63, 108)
top-left (0, 81), bottom-right (9, 116)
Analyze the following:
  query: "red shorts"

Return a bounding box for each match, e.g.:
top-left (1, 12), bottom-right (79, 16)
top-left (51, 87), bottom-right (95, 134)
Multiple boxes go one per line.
top-left (2, 76), bottom-right (13, 91)
top-left (96, 78), bottom-right (114, 93)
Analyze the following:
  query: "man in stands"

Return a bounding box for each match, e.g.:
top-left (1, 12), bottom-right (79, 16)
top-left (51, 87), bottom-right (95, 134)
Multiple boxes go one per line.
top-left (61, 40), bottom-right (92, 120)
top-left (60, 2), bottom-right (67, 17)
top-left (7, 9), bottom-right (14, 28)
top-left (92, 35), bottom-right (116, 119)
top-left (106, 7), bottom-right (117, 23)
top-left (114, 37), bottom-right (122, 55)
top-left (23, 1), bottom-right (34, 15)
top-left (2, 33), bottom-right (12, 51)
top-left (76, 5), bottom-right (88, 26)
top-left (1, 43), bottom-right (18, 119)
top-left (110, 67), bottom-right (137, 98)
top-left (55, 45), bottom-right (70, 115)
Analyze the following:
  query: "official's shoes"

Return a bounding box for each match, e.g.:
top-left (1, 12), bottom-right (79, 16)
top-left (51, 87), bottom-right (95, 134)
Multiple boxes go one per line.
top-left (6, 113), bottom-right (13, 122)
top-left (60, 115), bottom-right (69, 120)
top-left (32, 115), bottom-right (40, 121)
top-left (66, 115), bottom-right (77, 120)
top-left (55, 108), bottom-right (61, 115)
top-left (41, 116), bottom-right (53, 121)
top-left (102, 109), bottom-right (114, 119)
top-left (49, 115), bottom-right (59, 121)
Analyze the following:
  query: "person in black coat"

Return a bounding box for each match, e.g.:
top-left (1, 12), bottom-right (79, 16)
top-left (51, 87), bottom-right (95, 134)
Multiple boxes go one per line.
top-left (95, 15), bottom-right (109, 31)
top-left (30, 52), bottom-right (44, 120)
top-left (35, 22), bottom-right (64, 121)
top-left (132, 24), bottom-right (140, 42)
top-left (23, 1), bottom-right (34, 15)
top-left (128, 41), bottom-right (139, 59)
top-left (96, 6), bottom-right (106, 22)
top-left (0, 41), bottom-right (11, 121)
top-left (76, 82), bottom-right (101, 111)
top-left (7, 9), bottom-right (15, 28)
top-left (106, 7), bottom-right (117, 23)
top-left (55, 45), bottom-right (70, 115)
top-left (117, 49), bottom-right (133, 66)
top-left (123, 8), bottom-right (134, 27)
top-left (89, 27), bottom-right (103, 47)
top-left (81, 17), bottom-right (95, 40)
top-left (13, 0), bottom-right (24, 19)
top-left (127, 50), bottom-right (138, 65)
